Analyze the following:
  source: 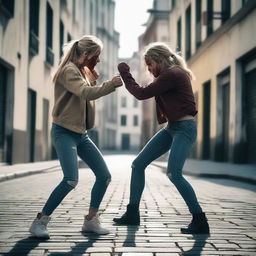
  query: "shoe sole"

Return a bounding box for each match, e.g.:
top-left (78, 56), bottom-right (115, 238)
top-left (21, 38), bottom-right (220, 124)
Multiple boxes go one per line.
top-left (180, 229), bottom-right (210, 234)
top-left (113, 220), bottom-right (140, 225)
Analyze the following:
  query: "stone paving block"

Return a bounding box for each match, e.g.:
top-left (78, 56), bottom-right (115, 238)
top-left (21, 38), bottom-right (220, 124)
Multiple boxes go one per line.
top-left (122, 253), bottom-right (153, 256)
top-left (89, 253), bottom-right (112, 256)
top-left (155, 254), bottom-right (180, 256)
top-left (114, 247), bottom-right (181, 253)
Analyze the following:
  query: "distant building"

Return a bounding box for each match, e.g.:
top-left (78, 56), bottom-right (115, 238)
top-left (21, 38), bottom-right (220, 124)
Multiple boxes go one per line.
top-left (115, 52), bottom-right (142, 151)
top-left (0, 0), bottom-right (119, 164)
top-left (87, 0), bottom-right (119, 150)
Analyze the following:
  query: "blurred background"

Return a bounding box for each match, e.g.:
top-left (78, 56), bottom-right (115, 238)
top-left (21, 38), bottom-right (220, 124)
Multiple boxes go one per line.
top-left (0, 0), bottom-right (255, 166)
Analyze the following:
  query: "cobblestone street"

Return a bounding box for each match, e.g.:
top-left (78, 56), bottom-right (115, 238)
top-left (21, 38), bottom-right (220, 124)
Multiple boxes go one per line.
top-left (0, 154), bottom-right (255, 255)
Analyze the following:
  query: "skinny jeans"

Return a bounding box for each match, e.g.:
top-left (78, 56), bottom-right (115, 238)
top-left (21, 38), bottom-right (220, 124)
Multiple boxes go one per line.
top-left (129, 119), bottom-right (203, 214)
top-left (42, 123), bottom-right (111, 216)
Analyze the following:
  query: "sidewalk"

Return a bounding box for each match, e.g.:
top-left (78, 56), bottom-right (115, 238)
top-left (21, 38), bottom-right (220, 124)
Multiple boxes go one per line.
top-left (0, 155), bottom-right (255, 184)
top-left (153, 158), bottom-right (256, 185)
top-left (0, 160), bottom-right (60, 182)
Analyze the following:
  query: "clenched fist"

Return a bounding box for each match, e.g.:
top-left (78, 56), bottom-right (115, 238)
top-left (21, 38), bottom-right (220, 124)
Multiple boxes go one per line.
top-left (111, 76), bottom-right (123, 88)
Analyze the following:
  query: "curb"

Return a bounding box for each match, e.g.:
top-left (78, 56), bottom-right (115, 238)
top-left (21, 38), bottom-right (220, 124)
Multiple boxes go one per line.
top-left (0, 165), bottom-right (61, 183)
top-left (152, 163), bottom-right (256, 185)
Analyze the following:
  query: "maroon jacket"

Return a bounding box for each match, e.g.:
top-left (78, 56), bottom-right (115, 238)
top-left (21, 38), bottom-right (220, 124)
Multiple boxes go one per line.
top-left (118, 62), bottom-right (197, 124)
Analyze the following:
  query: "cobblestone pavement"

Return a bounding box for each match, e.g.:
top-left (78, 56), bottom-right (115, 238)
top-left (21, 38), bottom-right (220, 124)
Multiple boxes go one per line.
top-left (0, 154), bottom-right (255, 256)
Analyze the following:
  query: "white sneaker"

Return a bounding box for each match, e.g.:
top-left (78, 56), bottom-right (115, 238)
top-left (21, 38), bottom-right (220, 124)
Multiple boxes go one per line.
top-left (82, 215), bottom-right (109, 235)
top-left (29, 215), bottom-right (51, 238)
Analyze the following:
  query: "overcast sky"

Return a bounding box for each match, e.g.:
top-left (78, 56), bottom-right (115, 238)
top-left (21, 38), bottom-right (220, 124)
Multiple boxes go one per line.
top-left (114, 0), bottom-right (154, 58)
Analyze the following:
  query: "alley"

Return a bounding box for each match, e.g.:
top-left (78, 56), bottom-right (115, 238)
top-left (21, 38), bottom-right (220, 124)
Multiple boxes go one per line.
top-left (0, 154), bottom-right (255, 255)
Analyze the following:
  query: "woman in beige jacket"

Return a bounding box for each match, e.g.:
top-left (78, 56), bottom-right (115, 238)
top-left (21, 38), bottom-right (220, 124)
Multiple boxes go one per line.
top-left (29, 35), bottom-right (122, 238)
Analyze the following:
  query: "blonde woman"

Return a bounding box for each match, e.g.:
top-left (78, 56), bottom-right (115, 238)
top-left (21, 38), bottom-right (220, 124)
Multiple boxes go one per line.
top-left (113, 42), bottom-right (209, 234)
top-left (29, 35), bottom-right (122, 238)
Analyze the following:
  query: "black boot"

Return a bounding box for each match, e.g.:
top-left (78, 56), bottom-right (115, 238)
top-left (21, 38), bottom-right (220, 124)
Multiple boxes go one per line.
top-left (181, 213), bottom-right (210, 234)
top-left (113, 204), bottom-right (140, 225)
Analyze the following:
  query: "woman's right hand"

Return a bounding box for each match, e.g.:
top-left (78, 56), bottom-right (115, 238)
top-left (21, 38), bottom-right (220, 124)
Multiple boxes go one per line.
top-left (111, 76), bottom-right (123, 88)
top-left (118, 62), bottom-right (130, 72)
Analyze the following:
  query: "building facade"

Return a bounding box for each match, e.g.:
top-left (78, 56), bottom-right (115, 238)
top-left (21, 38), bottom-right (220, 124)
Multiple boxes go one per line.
top-left (169, 0), bottom-right (256, 163)
top-left (0, 0), bottom-right (119, 164)
top-left (140, 0), bottom-right (256, 164)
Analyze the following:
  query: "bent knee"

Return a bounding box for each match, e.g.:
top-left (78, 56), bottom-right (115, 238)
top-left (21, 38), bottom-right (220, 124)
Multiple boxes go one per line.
top-left (97, 175), bottom-right (111, 186)
top-left (131, 159), bottom-right (147, 170)
top-left (167, 171), bottom-right (182, 183)
top-left (106, 177), bottom-right (111, 186)
top-left (67, 180), bottom-right (78, 188)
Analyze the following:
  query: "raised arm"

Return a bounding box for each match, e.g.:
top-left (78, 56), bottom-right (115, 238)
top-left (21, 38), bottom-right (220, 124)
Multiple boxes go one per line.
top-left (62, 66), bottom-right (121, 101)
top-left (118, 62), bottom-right (176, 100)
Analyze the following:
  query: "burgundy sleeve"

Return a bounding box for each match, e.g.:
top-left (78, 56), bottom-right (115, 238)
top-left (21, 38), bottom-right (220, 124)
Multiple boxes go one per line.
top-left (118, 62), bottom-right (176, 100)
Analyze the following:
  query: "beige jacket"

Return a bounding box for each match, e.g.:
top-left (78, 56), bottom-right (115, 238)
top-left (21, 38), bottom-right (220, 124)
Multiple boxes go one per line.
top-left (52, 62), bottom-right (116, 134)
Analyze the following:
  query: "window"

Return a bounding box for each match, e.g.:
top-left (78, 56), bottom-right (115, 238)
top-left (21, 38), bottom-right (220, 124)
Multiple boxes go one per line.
top-left (46, 2), bottom-right (54, 66)
top-left (177, 18), bottom-right (181, 51)
top-left (121, 115), bottom-right (127, 126)
top-left (207, 0), bottom-right (213, 37)
top-left (67, 33), bottom-right (72, 42)
top-left (133, 98), bottom-right (138, 108)
top-left (29, 0), bottom-right (40, 56)
top-left (90, 1), bottom-right (93, 34)
top-left (221, 0), bottom-right (231, 24)
top-left (172, 0), bottom-right (176, 9)
top-left (133, 115), bottom-right (138, 126)
top-left (195, 0), bottom-right (202, 49)
top-left (121, 97), bottom-right (127, 107)
top-left (185, 5), bottom-right (191, 59)
top-left (59, 20), bottom-right (64, 58)
top-left (0, 0), bottom-right (14, 18)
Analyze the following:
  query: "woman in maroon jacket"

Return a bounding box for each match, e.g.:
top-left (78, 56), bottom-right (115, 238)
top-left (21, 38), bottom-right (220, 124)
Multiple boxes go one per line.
top-left (113, 42), bottom-right (209, 234)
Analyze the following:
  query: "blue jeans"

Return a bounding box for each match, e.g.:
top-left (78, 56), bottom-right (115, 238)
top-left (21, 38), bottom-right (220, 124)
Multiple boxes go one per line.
top-left (129, 120), bottom-right (203, 214)
top-left (42, 123), bottom-right (111, 216)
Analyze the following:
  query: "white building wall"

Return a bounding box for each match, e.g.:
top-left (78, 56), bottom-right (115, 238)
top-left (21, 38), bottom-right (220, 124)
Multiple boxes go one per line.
top-left (169, 0), bottom-right (256, 162)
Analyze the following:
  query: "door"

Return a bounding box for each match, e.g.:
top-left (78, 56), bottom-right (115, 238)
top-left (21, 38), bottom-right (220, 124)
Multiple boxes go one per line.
top-left (27, 89), bottom-right (36, 162)
top-left (244, 68), bottom-right (256, 163)
top-left (202, 81), bottom-right (211, 159)
top-left (221, 82), bottom-right (230, 161)
top-left (0, 62), bottom-right (14, 164)
top-left (121, 134), bottom-right (130, 150)
top-left (0, 65), bottom-right (6, 162)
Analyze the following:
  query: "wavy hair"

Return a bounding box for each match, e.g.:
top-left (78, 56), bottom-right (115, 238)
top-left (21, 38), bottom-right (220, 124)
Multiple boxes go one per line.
top-left (144, 42), bottom-right (195, 80)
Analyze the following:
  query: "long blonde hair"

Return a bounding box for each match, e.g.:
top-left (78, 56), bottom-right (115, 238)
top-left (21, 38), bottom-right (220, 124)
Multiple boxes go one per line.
top-left (53, 35), bottom-right (103, 83)
top-left (144, 42), bottom-right (195, 80)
